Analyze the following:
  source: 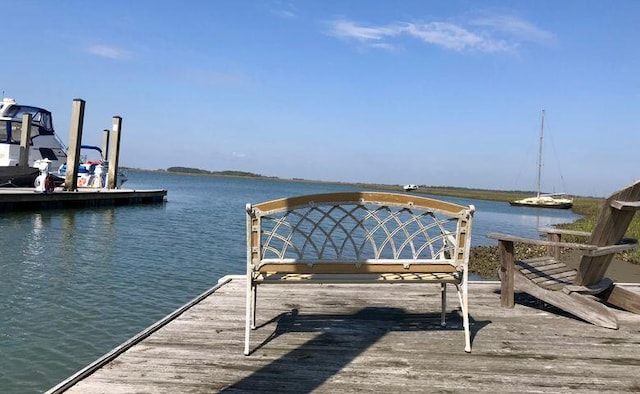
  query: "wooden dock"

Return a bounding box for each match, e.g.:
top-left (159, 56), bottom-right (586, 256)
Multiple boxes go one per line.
top-left (0, 187), bottom-right (167, 212)
top-left (47, 277), bottom-right (640, 393)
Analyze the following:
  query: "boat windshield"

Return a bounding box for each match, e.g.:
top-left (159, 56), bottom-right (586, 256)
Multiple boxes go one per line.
top-left (3, 105), bottom-right (54, 134)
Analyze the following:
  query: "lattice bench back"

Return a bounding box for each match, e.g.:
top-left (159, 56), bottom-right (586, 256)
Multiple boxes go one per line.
top-left (246, 192), bottom-right (475, 281)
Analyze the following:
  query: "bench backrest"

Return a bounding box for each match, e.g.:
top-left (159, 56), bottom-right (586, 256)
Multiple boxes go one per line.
top-left (246, 192), bottom-right (475, 275)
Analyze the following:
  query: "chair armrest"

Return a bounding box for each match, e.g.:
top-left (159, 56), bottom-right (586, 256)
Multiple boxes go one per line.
top-left (586, 242), bottom-right (638, 257)
top-left (486, 233), bottom-right (598, 251)
top-left (611, 200), bottom-right (640, 211)
top-left (537, 227), bottom-right (592, 238)
top-left (487, 233), bottom-right (637, 257)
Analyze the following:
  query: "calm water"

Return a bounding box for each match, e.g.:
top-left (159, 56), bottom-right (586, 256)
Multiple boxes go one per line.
top-left (0, 172), bottom-right (580, 393)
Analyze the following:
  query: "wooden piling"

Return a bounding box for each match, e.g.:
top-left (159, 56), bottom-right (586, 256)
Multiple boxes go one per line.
top-left (18, 113), bottom-right (32, 167)
top-left (107, 117), bottom-right (122, 190)
top-left (65, 99), bottom-right (86, 191)
top-left (101, 129), bottom-right (110, 161)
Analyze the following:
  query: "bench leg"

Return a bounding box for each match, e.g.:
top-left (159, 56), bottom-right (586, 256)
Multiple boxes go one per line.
top-left (251, 284), bottom-right (257, 329)
top-left (244, 277), bottom-right (260, 356)
top-left (440, 283), bottom-right (447, 327)
top-left (244, 279), bottom-right (253, 356)
top-left (456, 283), bottom-right (471, 353)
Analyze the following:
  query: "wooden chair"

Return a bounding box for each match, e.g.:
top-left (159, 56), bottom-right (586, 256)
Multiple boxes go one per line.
top-left (487, 180), bottom-right (640, 329)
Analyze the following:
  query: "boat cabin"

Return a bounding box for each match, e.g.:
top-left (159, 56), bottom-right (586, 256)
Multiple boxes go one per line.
top-left (0, 98), bottom-right (67, 168)
top-left (0, 98), bottom-right (56, 141)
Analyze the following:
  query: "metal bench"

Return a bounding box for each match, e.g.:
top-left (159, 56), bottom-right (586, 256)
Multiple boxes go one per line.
top-left (244, 191), bottom-right (475, 354)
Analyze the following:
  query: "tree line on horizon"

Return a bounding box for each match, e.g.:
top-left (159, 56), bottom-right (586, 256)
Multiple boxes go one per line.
top-left (164, 166), bottom-right (268, 178)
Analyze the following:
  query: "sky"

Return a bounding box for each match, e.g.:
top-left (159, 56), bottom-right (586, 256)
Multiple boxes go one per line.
top-left (2, 1), bottom-right (638, 197)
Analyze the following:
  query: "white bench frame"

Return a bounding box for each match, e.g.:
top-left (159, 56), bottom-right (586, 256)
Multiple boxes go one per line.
top-left (244, 191), bottom-right (475, 354)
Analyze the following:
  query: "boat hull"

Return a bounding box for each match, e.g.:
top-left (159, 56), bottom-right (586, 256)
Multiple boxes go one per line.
top-left (0, 167), bottom-right (66, 188)
top-left (509, 200), bottom-right (573, 209)
top-left (0, 166), bottom-right (40, 187)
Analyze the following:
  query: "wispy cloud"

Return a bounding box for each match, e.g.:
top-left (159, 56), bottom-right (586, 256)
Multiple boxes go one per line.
top-left (331, 20), bottom-right (401, 42)
top-left (471, 15), bottom-right (558, 46)
top-left (404, 22), bottom-right (512, 52)
top-left (326, 14), bottom-right (555, 54)
top-left (232, 151), bottom-right (246, 158)
top-left (86, 44), bottom-right (131, 60)
top-left (271, 2), bottom-right (298, 19)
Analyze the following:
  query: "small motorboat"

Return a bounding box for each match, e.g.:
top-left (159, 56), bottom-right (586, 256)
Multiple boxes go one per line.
top-left (57, 145), bottom-right (128, 188)
top-left (403, 184), bottom-right (418, 191)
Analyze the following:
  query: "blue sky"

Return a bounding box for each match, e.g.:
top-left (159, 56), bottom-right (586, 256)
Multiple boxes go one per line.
top-left (2, 1), bottom-right (638, 197)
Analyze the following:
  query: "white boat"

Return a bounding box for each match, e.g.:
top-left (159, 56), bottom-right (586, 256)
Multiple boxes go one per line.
top-left (0, 98), bottom-right (126, 188)
top-left (403, 184), bottom-right (418, 191)
top-left (0, 97), bottom-right (67, 186)
top-left (510, 110), bottom-right (573, 209)
top-left (58, 145), bottom-right (128, 189)
top-left (509, 193), bottom-right (573, 209)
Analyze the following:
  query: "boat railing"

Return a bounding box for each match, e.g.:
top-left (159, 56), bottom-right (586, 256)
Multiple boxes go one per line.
top-left (54, 133), bottom-right (68, 153)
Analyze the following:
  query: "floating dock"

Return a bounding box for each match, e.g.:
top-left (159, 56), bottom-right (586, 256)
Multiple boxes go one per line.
top-left (1, 98), bottom-right (167, 213)
top-left (47, 278), bottom-right (640, 393)
top-left (0, 187), bottom-right (167, 212)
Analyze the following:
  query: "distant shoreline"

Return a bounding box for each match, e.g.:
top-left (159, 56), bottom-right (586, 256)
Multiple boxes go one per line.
top-left (125, 167), bottom-right (597, 204)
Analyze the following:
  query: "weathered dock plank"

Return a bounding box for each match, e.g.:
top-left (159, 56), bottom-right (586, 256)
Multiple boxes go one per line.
top-left (49, 278), bottom-right (640, 393)
top-left (0, 187), bottom-right (167, 211)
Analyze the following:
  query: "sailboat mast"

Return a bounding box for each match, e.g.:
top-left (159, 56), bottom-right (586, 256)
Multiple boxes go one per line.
top-left (537, 109), bottom-right (545, 199)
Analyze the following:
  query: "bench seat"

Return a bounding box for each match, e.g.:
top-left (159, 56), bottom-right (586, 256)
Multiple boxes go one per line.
top-left (255, 272), bottom-right (462, 284)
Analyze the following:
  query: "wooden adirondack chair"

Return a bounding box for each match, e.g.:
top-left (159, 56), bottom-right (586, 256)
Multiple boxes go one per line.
top-left (487, 180), bottom-right (640, 329)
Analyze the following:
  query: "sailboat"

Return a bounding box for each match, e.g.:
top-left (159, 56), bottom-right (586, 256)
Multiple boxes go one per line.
top-left (510, 110), bottom-right (573, 209)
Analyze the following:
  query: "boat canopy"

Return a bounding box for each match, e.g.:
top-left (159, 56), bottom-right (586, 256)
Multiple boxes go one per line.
top-left (0, 103), bottom-right (55, 143)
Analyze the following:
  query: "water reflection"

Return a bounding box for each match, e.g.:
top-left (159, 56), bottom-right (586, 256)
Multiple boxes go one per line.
top-left (23, 214), bottom-right (45, 259)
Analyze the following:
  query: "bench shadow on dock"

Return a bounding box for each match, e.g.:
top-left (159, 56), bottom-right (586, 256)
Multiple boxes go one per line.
top-left (48, 277), bottom-right (640, 394)
top-left (229, 307), bottom-right (490, 393)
